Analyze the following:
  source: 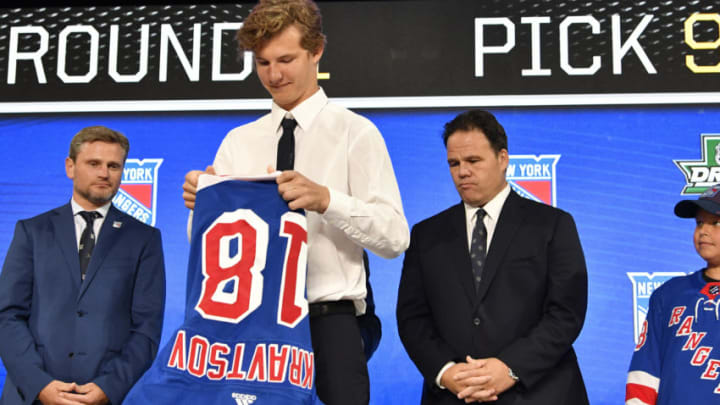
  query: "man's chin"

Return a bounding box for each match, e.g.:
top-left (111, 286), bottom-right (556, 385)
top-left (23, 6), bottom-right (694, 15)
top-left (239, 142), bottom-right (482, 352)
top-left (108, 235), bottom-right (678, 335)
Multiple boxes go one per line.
top-left (459, 194), bottom-right (482, 207)
top-left (87, 191), bottom-right (116, 206)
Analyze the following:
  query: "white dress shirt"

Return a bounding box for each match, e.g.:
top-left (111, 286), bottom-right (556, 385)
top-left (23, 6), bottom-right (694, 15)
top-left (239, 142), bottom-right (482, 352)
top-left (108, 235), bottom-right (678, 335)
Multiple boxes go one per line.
top-left (210, 88), bottom-right (409, 313)
top-left (71, 198), bottom-right (111, 250)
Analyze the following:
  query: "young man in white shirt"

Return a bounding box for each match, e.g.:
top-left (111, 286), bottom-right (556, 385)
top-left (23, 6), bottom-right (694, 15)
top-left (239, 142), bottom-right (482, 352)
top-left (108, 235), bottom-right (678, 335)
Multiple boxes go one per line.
top-left (182, 1), bottom-right (409, 403)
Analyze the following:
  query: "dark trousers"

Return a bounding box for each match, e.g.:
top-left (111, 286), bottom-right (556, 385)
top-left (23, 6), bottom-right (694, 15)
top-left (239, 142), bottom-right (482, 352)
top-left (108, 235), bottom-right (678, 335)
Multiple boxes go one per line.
top-left (310, 311), bottom-right (369, 405)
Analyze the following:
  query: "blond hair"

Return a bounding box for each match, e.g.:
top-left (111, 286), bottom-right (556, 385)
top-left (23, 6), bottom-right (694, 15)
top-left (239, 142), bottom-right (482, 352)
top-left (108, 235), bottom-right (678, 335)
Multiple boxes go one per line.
top-left (237, 0), bottom-right (326, 54)
top-left (68, 126), bottom-right (129, 161)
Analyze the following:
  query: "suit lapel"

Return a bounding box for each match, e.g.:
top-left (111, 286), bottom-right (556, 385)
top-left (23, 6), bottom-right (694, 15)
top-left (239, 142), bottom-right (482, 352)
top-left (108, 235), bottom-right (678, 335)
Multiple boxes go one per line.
top-left (51, 203), bottom-right (82, 291)
top-left (475, 191), bottom-right (527, 304)
top-left (446, 203), bottom-right (477, 305)
top-left (78, 205), bottom-right (123, 299)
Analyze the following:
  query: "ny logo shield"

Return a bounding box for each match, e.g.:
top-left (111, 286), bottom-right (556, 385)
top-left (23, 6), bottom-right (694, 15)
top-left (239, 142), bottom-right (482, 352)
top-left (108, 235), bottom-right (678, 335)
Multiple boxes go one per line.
top-left (627, 272), bottom-right (686, 344)
top-left (113, 158), bottom-right (163, 226)
top-left (507, 155), bottom-right (560, 207)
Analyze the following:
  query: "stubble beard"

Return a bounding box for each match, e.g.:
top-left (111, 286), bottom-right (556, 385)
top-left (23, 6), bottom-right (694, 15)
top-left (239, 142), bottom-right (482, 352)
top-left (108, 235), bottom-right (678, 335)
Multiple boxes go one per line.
top-left (76, 184), bottom-right (118, 207)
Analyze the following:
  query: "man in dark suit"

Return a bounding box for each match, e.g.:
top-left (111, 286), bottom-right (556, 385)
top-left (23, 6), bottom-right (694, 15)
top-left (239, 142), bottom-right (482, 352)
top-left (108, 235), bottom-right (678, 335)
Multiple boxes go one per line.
top-left (0, 126), bottom-right (166, 405)
top-left (397, 110), bottom-right (588, 404)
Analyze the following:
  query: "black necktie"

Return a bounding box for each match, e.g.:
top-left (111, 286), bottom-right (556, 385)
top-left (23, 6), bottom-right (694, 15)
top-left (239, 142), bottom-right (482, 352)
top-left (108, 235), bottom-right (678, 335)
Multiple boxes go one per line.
top-left (78, 211), bottom-right (101, 280)
top-left (277, 118), bottom-right (297, 171)
top-left (470, 208), bottom-right (487, 292)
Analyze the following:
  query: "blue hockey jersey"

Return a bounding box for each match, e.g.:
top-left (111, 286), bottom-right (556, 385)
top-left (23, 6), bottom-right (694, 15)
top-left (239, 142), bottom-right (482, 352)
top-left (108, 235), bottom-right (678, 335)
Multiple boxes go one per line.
top-left (124, 177), bottom-right (321, 405)
top-left (626, 270), bottom-right (720, 404)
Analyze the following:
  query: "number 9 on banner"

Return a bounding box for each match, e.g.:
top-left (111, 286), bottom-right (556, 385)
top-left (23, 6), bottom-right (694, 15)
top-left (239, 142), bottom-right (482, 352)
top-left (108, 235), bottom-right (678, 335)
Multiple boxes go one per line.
top-left (685, 13), bottom-right (720, 73)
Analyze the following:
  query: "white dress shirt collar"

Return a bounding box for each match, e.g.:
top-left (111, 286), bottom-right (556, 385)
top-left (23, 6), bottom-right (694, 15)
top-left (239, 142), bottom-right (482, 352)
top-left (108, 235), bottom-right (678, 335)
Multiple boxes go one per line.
top-left (70, 198), bottom-right (111, 218)
top-left (270, 87), bottom-right (328, 133)
top-left (71, 198), bottom-right (111, 250)
top-left (463, 184), bottom-right (510, 223)
top-left (463, 183), bottom-right (511, 251)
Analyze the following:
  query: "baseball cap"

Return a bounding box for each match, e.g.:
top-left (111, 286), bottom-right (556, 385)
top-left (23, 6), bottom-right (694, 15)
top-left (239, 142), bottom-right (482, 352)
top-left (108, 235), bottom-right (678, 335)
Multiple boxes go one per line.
top-left (675, 184), bottom-right (720, 218)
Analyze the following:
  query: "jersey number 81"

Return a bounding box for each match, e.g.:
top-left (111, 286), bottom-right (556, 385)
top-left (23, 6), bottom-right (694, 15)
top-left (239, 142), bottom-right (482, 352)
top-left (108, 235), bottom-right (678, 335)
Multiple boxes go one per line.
top-left (195, 209), bottom-right (308, 328)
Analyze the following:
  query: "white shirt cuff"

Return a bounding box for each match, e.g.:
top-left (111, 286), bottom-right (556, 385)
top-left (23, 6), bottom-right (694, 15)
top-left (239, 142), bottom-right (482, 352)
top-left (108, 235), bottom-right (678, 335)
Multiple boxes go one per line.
top-left (436, 361), bottom-right (456, 389)
top-left (322, 187), bottom-right (352, 222)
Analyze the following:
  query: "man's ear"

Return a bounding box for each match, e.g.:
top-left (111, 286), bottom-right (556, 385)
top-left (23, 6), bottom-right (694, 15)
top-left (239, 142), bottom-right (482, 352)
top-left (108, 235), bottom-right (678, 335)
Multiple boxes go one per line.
top-left (65, 157), bottom-right (75, 180)
top-left (311, 44), bottom-right (324, 64)
top-left (499, 149), bottom-right (509, 171)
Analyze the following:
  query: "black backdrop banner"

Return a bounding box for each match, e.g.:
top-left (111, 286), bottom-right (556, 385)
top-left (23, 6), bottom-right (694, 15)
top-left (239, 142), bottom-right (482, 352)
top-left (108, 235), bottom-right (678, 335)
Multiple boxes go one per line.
top-left (2, 2), bottom-right (720, 404)
top-left (0, 1), bottom-right (718, 103)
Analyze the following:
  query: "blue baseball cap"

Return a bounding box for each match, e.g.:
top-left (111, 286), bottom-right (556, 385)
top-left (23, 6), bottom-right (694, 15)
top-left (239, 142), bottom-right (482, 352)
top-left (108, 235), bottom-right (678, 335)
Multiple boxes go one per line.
top-left (675, 184), bottom-right (720, 218)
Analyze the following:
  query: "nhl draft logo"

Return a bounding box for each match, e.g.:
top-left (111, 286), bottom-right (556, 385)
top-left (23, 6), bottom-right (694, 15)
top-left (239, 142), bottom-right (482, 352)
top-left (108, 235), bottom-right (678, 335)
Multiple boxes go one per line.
top-left (674, 134), bottom-right (720, 195)
top-left (113, 158), bottom-right (163, 226)
top-left (506, 155), bottom-right (560, 207)
top-left (627, 272), bottom-right (686, 344)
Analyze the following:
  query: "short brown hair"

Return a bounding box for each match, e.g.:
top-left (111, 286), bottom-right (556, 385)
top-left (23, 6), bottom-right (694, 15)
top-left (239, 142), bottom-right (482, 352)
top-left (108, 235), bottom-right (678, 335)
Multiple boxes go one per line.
top-left (68, 126), bottom-right (130, 161)
top-left (237, 0), bottom-right (326, 54)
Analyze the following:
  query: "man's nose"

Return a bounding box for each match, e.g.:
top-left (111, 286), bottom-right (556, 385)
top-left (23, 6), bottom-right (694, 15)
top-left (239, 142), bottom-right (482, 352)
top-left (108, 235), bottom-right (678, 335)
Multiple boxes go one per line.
top-left (458, 162), bottom-right (471, 177)
top-left (268, 64), bottom-right (282, 83)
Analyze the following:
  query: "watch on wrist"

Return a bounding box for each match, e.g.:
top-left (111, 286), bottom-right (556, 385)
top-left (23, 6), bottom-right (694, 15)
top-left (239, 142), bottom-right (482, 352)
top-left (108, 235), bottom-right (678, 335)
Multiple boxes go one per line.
top-left (508, 367), bottom-right (520, 382)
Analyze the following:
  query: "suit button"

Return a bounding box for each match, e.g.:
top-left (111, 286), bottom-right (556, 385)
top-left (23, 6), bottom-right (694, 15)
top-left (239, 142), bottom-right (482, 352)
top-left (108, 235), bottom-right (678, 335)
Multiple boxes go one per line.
top-left (77, 311), bottom-right (85, 317)
top-left (473, 318), bottom-right (481, 326)
top-left (68, 352), bottom-right (74, 358)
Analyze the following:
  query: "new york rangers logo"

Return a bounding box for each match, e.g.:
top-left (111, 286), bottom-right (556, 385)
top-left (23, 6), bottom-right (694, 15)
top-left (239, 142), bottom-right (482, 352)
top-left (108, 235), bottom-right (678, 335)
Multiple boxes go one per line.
top-left (113, 158), bottom-right (163, 226)
top-left (627, 272), bottom-right (686, 343)
top-left (506, 155), bottom-right (560, 207)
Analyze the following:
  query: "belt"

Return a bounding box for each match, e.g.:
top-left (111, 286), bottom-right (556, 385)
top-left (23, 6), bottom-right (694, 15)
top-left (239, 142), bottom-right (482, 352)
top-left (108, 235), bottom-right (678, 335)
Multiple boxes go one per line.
top-left (309, 300), bottom-right (355, 317)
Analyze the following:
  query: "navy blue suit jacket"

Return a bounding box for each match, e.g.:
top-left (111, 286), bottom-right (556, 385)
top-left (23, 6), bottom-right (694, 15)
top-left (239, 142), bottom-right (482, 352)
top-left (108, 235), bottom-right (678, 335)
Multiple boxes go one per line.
top-left (0, 203), bottom-right (165, 405)
top-left (397, 191), bottom-right (589, 404)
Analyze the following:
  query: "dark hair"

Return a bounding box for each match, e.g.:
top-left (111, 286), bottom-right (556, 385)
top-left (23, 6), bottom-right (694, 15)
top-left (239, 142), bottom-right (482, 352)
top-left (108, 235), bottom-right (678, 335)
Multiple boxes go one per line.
top-left (442, 109), bottom-right (508, 154)
top-left (69, 126), bottom-right (129, 161)
top-left (237, 0), bottom-right (326, 54)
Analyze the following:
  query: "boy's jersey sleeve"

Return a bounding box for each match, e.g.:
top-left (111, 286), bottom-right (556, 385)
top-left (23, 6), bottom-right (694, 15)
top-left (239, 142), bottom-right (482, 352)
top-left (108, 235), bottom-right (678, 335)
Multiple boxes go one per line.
top-left (626, 290), bottom-right (664, 405)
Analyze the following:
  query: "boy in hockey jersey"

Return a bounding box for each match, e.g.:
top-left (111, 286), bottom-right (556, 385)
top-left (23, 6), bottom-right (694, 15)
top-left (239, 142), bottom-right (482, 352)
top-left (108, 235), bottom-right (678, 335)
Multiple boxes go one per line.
top-left (626, 184), bottom-right (720, 404)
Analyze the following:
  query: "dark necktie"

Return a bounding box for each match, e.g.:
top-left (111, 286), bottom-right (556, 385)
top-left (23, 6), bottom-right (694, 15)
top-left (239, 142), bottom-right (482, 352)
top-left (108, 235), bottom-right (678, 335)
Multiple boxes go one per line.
top-left (277, 118), bottom-right (297, 171)
top-left (470, 208), bottom-right (487, 292)
top-left (79, 211), bottom-right (101, 280)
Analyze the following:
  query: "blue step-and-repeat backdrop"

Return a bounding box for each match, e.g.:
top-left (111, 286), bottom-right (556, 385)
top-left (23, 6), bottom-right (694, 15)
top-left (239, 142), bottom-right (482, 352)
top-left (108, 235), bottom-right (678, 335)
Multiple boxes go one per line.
top-left (1, 2), bottom-right (719, 404)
